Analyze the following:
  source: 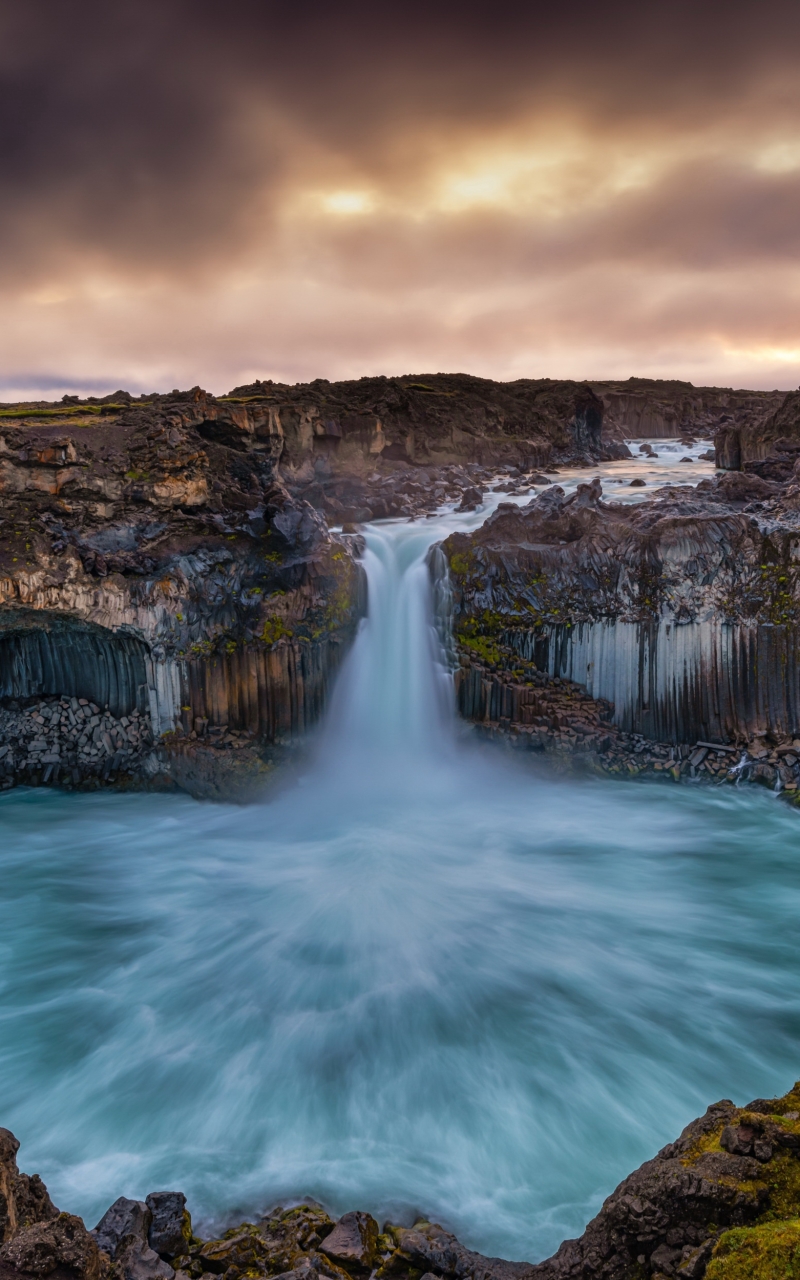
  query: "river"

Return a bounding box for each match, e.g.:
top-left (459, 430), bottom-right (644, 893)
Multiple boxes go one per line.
top-left (2, 441), bottom-right (800, 1263)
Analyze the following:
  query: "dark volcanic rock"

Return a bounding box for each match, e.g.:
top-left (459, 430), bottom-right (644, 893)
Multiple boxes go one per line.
top-left (145, 1194), bottom-right (189, 1260)
top-left (114, 1235), bottom-right (174, 1280)
top-left (442, 468), bottom-right (800, 752)
top-left (0, 390), bottom-right (366, 800)
top-left (93, 1198), bottom-right (150, 1259)
top-left (0, 1130), bottom-right (57, 1244)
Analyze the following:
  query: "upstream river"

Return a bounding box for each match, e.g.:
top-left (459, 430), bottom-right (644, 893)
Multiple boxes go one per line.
top-left (2, 441), bottom-right (800, 1263)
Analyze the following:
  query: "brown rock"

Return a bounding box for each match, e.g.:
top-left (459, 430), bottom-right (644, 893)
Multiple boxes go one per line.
top-left (0, 1213), bottom-right (102, 1280)
top-left (320, 1214), bottom-right (379, 1271)
top-left (0, 1131), bottom-right (57, 1245)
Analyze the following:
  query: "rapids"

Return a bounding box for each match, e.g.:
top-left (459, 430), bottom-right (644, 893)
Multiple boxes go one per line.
top-left (2, 443), bottom-right (800, 1264)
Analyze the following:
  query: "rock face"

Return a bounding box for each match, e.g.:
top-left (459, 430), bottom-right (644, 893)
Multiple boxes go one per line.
top-left (441, 464), bottom-right (800, 763)
top-left (0, 1129), bottom-right (57, 1244)
top-left (715, 390), bottom-right (800, 470)
top-left (228, 374), bottom-right (615, 474)
top-left (591, 379), bottom-right (784, 444)
top-left (0, 389), bottom-right (365, 798)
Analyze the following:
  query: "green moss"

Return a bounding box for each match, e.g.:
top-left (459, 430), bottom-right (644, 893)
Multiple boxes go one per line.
top-left (707, 1219), bottom-right (800, 1279)
top-left (449, 551), bottom-right (474, 579)
top-left (0, 403), bottom-right (129, 419)
top-left (260, 617), bottom-right (293, 645)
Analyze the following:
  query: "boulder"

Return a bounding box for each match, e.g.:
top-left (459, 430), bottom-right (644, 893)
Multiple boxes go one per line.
top-left (0, 1213), bottom-right (102, 1280)
top-left (114, 1235), bottom-right (174, 1280)
top-left (92, 1199), bottom-right (150, 1259)
top-left (320, 1213), bottom-right (379, 1270)
top-left (145, 1194), bottom-right (188, 1259)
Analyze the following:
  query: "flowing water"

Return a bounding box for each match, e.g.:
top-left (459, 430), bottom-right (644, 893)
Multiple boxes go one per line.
top-left (3, 446), bottom-right (800, 1264)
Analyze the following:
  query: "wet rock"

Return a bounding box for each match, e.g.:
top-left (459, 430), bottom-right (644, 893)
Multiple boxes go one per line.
top-left (387, 1222), bottom-right (533, 1280)
top-left (114, 1234), bottom-right (174, 1280)
top-left (629, 477), bottom-right (646, 486)
top-left (456, 487), bottom-right (484, 512)
top-left (0, 1213), bottom-right (102, 1280)
top-left (197, 1231), bottom-right (272, 1275)
top-left (93, 1200), bottom-right (151, 1259)
top-left (145, 1194), bottom-right (189, 1260)
top-left (320, 1213), bottom-right (378, 1270)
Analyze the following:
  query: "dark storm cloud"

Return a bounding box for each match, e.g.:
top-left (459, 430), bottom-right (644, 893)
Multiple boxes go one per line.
top-left (2, 0), bottom-right (800, 392)
top-left (3, 0), bottom-right (800, 281)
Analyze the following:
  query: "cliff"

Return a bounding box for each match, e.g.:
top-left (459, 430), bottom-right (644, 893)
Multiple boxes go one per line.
top-left (591, 379), bottom-right (784, 444)
top-left (0, 388), bottom-right (365, 799)
top-left (441, 459), bottom-right (800, 784)
top-left (715, 390), bottom-right (800, 470)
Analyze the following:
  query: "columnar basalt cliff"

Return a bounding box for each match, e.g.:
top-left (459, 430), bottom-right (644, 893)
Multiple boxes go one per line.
top-left (441, 462), bottom-right (800, 788)
top-left (0, 388), bottom-right (365, 798)
top-left (6, 1079), bottom-right (800, 1280)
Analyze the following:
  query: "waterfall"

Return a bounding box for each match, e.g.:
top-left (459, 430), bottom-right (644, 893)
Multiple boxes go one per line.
top-left (316, 522), bottom-right (457, 765)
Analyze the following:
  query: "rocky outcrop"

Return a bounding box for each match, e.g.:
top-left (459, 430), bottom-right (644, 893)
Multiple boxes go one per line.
top-left (0, 389), bottom-right (365, 798)
top-left (528, 1081), bottom-right (800, 1280)
top-left (227, 374), bottom-right (617, 474)
top-left (440, 461), bottom-right (800, 775)
top-left (8, 1079), bottom-right (800, 1280)
top-left (715, 390), bottom-right (800, 471)
top-left (590, 379), bottom-right (784, 444)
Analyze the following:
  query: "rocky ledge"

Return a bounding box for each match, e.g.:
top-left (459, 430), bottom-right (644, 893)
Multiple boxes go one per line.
top-left (439, 442), bottom-right (800, 799)
top-left (0, 387), bottom-right (366, 799)
top-left (7, 1082), bottom-right (800, 1280)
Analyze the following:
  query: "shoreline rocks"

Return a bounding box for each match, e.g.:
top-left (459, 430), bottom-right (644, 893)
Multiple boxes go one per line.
top-left (7, 1081), bottom-right (800, 1280)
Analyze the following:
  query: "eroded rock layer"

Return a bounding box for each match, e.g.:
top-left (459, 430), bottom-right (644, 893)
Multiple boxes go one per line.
top-left (440, 461), bottom-right (800, 788)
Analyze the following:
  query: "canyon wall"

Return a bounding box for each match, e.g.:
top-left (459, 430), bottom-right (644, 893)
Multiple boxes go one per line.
top-left (442, 469), bottom-right (800, 752)
top-left (0, 388), bottom-right (365, 796)
top-left (592, 379), bottom-right (784, 442)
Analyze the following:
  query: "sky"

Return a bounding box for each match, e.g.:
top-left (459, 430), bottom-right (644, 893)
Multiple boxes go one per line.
top-left (2, 0), bottom-right (800, 400)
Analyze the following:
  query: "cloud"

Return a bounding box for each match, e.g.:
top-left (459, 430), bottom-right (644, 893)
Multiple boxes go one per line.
top-left (2, 0), bottom-right (800, 392)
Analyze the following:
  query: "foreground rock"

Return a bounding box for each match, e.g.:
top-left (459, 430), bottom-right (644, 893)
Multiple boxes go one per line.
top-left (440, 456), bottom-right (800, 793)
top-left (8, 1083), bottom-right (800, 1280)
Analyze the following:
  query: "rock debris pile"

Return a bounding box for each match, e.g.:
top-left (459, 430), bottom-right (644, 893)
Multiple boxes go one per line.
top-left (0, 697), bottom-right (152, 790)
